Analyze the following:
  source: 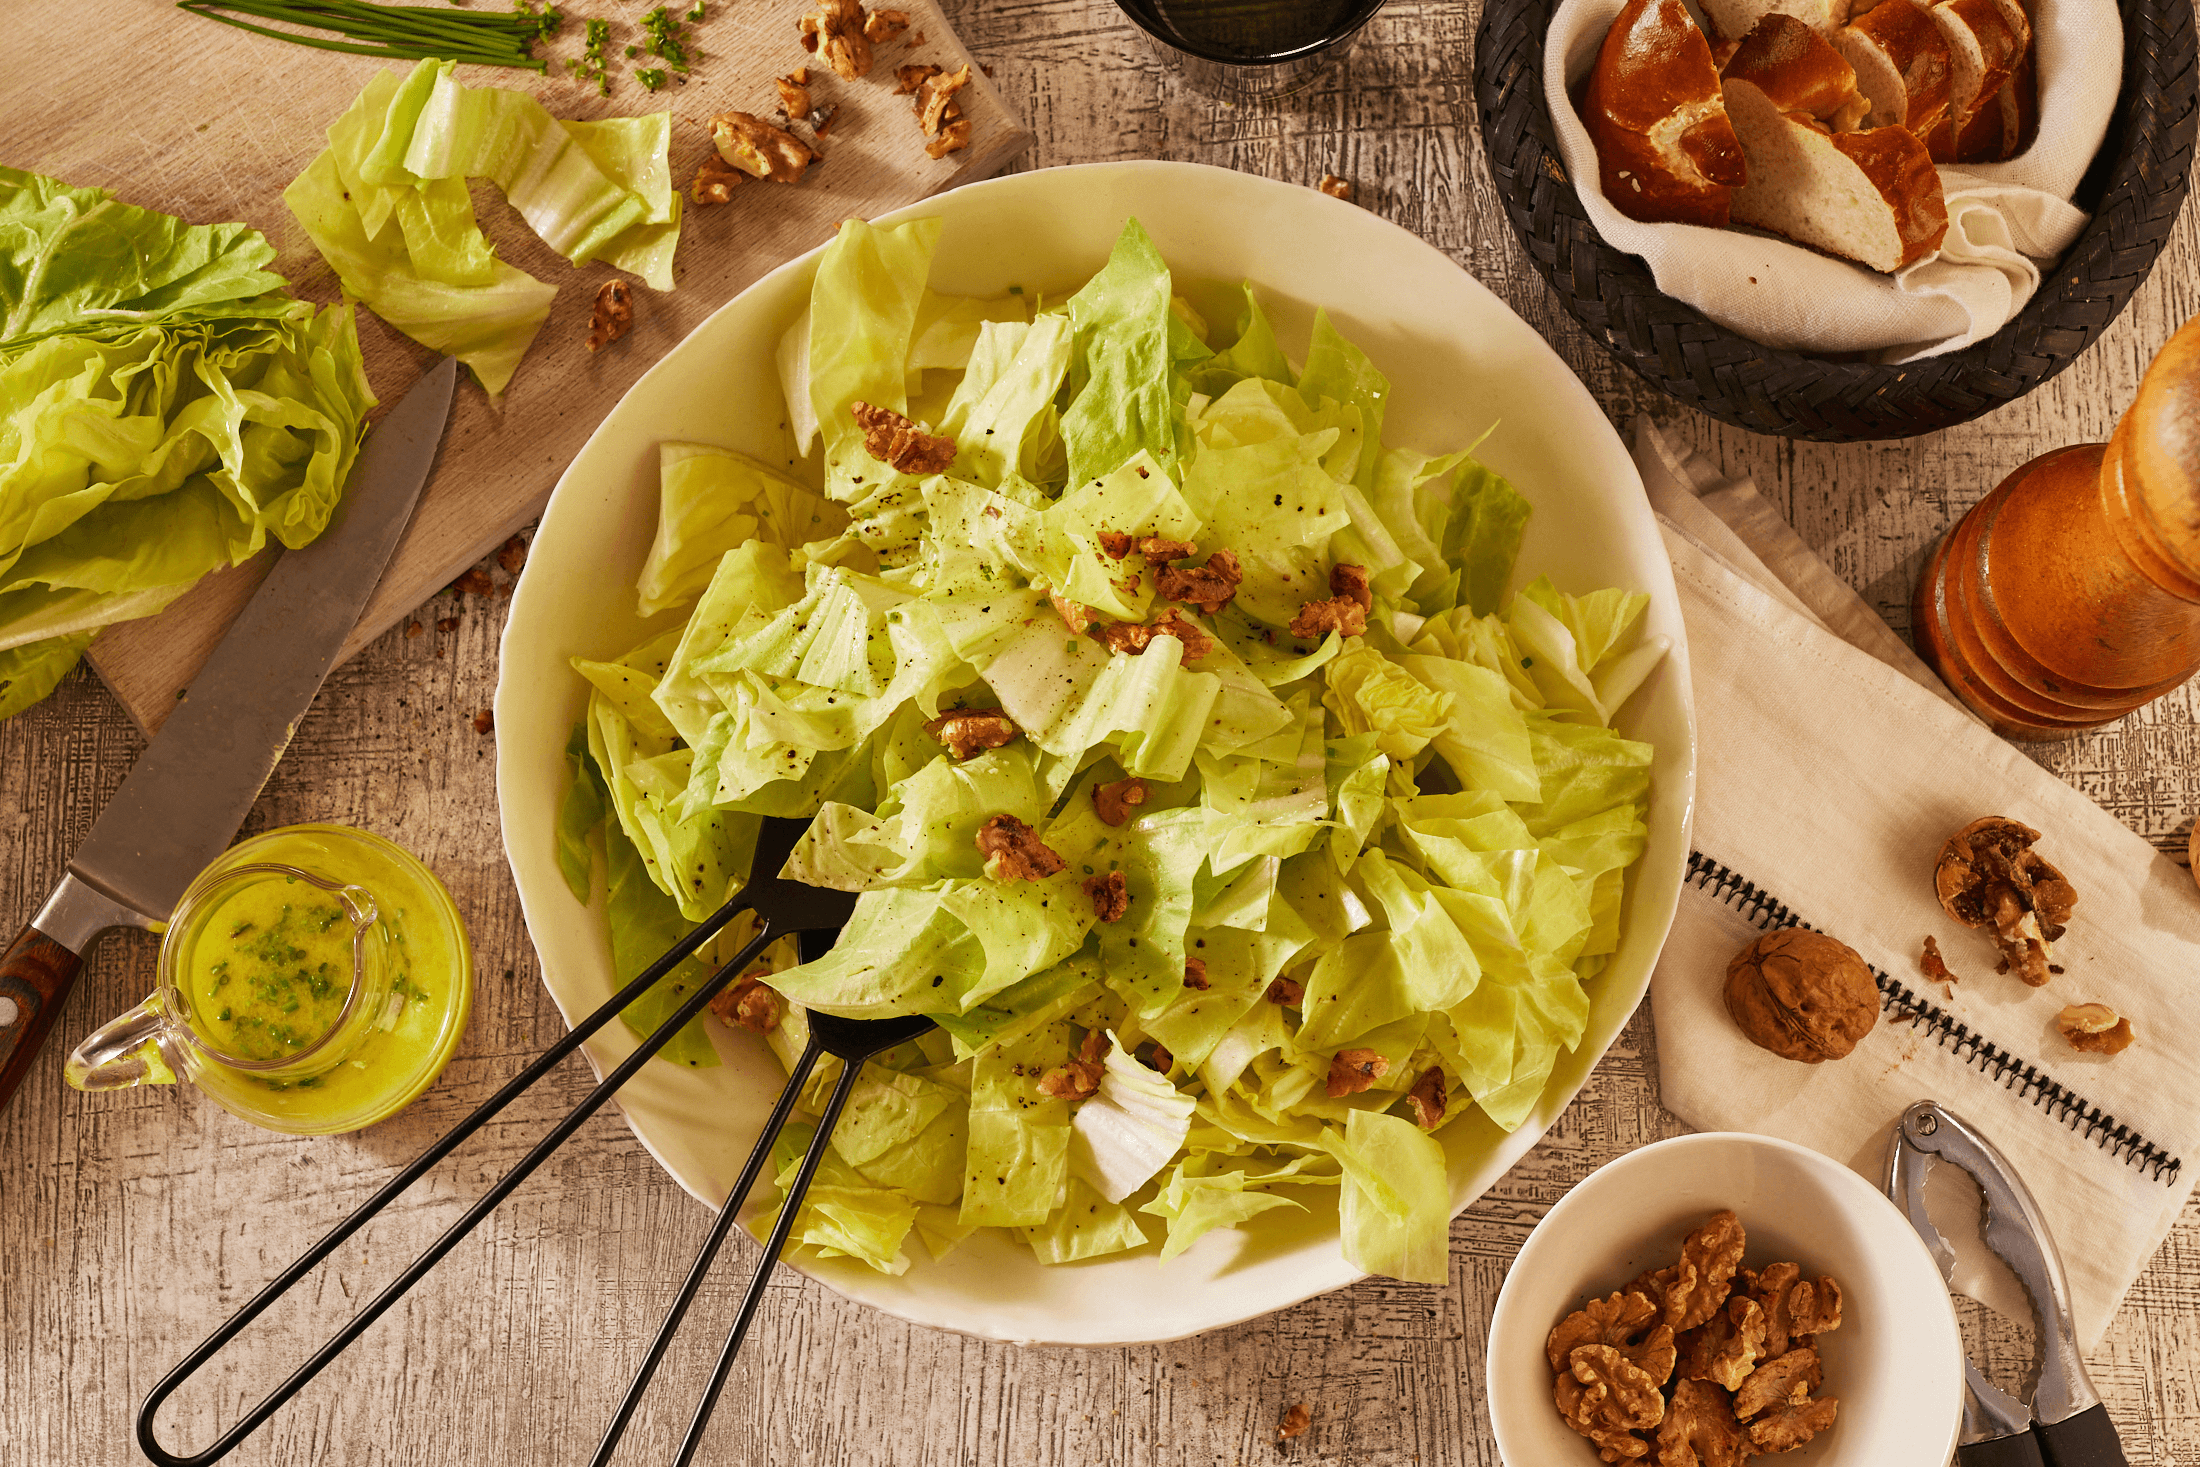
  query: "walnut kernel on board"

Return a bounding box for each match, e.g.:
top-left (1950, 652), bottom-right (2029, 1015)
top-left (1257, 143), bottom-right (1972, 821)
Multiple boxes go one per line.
top-left (691, 151), bottom-right (747, 205)
top-left (1933, 816), bottom-right (2077, 986)
top-left (799, 0), bottom-right (874, 79)
top-left (586, 279), bottom-right (633, 352)
top-left (710, 111), bottom-right (816, 184)
top-left (1722, 927), bottom-right (1878, 1064)
top-left (2058, 1002), bottom-right (2136, 1054)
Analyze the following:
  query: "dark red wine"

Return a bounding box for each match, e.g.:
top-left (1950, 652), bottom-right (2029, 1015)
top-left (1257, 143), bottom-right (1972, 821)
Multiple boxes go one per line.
top-left (1117, 0), bottom-right (1384, 64)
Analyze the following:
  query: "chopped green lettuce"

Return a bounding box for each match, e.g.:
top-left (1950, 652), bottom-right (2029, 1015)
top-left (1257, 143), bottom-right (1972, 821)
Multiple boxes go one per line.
top-left (557, 217), bottom-right (1667, 1283)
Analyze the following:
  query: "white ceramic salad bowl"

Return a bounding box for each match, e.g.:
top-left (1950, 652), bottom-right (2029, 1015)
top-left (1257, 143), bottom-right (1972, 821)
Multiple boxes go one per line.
top-left (495, 161), bottom-right (1697, 1346)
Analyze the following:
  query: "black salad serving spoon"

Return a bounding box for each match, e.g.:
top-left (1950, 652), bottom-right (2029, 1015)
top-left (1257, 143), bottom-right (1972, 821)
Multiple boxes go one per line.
top-left (138, 816), bottom-right (935, 1466)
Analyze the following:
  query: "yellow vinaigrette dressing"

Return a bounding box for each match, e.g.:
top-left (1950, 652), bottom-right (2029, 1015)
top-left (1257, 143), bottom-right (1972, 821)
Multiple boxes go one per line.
top-left (66, 825), bottom-right (473, 1135)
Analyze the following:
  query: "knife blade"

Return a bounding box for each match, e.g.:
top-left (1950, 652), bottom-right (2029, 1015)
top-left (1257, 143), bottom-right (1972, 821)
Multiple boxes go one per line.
top-left (0, 357), bottom-right (460, 1115)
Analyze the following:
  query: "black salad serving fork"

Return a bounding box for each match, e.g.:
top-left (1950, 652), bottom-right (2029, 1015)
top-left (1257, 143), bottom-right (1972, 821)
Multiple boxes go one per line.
top-left (137, 816), bottom-right (935, 1466)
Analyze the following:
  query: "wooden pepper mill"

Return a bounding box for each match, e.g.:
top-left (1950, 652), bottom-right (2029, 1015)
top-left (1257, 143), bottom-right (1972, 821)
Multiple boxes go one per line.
top-left (1914, 315), bottom-right (2200, 739)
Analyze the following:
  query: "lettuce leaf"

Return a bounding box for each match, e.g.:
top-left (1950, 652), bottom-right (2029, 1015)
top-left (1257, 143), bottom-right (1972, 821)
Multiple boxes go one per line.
top-left (1323, 1109), bottom-right (1450, 1284)
top-left (750, 1123), bottom-right (918, 1275)
top-left (286, 61), bottom-right (677, 397)
top-left (1061, 220), bottom-right (1179, 488)
top-left (1068, 1032), bottom-right (1197, 1204)
top-left (0, 168), bottom-right (373, 718)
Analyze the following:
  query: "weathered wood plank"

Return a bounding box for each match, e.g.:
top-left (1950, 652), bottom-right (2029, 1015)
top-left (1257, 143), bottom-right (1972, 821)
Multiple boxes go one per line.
top-left (4, 0), bottom-right (2196, 1461)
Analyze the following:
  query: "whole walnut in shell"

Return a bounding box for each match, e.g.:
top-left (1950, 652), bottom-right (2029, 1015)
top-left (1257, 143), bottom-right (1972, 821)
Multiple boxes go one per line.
top-left (1724, 929), bottom-right (1879, 1064)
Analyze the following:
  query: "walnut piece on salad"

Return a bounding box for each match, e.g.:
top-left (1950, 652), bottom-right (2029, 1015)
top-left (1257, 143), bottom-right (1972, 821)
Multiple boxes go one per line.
top-left (1082, 870), bottom-right (1129, 922)
top-left (976, 814), bottom-right (1064, 881)
top-left (1287, 568), bottom-right (1371, 638)
top-left (708, 972), bottom-right (782, 1034)
top-left (1093, 775), bottom-right (1147, 827)
top-left (852, 400), bottom-right (957, 474)
top-left (924, 707), bottom-right (1018, 760)
top-left (1156, 548), bottom-right (1243, 614)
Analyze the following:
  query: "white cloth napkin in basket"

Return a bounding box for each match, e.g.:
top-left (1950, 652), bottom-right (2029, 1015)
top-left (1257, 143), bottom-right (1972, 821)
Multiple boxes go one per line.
top-left (1633, 418), bottom-right (2198, 1354)
top-left (1545, 0), bottom-right (2122, 361)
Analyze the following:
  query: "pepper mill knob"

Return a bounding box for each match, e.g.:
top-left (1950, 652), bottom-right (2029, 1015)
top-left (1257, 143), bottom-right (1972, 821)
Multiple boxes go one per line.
top-left (1914, 315), bottom-right (2200, 738)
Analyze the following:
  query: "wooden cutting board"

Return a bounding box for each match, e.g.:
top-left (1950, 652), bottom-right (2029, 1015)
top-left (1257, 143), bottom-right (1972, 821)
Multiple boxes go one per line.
top-left (15, 0), bottom-right (1030, 736)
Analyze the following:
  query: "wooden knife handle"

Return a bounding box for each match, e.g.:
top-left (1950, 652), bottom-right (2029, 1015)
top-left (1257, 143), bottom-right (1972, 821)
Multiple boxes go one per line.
top-left (0, 924), bottom-right (84, 1114)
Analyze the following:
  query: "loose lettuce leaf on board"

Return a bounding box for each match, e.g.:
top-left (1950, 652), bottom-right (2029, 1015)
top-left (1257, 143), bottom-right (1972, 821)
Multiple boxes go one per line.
top-left (0, 170), bottom-right (373, 718)
top-left (286, 61), bottom-right (678, 396)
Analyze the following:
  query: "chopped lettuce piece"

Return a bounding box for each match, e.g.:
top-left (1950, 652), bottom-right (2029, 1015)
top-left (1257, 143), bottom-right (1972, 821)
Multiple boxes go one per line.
top-left (286, 61), bottom-right (677, 397)
top-left (750, 1123), bottom-right (919, 1275)
top-left (1021, 1176), bottom-right (1150, 1263)
top-left (1060, 220), bottom-right (1180, 489)
top-left (1068, 1032), bottom-right (1197, 1204)
top-left (1323, 1108), bottom-right (1450, 1284)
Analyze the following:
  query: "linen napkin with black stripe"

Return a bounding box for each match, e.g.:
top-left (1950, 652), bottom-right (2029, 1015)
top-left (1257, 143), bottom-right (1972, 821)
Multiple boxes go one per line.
top-left (1632, 418), bottom-right (2198, 1354)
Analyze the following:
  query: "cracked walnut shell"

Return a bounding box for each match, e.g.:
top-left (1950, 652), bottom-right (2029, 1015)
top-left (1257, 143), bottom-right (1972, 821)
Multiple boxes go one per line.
top-left (1934, 816), bottom-right (2077, 986)
top-left (1723, 928), bottom-right (1878, 1064)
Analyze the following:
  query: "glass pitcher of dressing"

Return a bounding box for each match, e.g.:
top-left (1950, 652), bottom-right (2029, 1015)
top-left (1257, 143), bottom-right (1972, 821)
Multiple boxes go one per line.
top-left (66, 824), bottom-right (473, 1135)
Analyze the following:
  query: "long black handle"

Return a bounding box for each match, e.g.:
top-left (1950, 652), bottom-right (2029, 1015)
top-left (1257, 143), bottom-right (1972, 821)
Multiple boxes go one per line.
top-left (2039, 1406), bottom-right (2127, 1467)
top-left (1959, 1432), bottom-right (2050, 1467)
top-left (674, 1053), bottom-right (868, 1467)
top-left (137, 887), bottom-right (776, 1467)
top-left (588, 1034), bottom-right (826, 1465)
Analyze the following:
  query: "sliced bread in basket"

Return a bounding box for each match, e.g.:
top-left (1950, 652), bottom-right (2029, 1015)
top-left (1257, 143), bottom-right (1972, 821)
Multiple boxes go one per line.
top-left (1833, 0), bottom-right (1954, 134)
top-left (1584, 0), bottom-right (1749, 224)
top-left (1722, 15), bottom-right (1951, 271)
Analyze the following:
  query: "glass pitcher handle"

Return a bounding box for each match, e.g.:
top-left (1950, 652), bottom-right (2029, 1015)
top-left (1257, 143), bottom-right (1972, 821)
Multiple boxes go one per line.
top-left (65, 992), bottom-right (180, 1091)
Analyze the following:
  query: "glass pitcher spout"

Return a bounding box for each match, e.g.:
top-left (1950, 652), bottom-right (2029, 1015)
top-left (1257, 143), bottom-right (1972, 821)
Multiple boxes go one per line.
top-left (66, 993), bottom-right (181, 1091)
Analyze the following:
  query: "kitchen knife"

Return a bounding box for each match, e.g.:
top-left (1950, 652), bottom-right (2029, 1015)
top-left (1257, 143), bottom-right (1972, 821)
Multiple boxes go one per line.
top-left (0, 356), bottom-right (460, 1117)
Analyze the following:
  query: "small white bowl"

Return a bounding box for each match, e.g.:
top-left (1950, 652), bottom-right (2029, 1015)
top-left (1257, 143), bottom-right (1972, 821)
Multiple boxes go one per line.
top-left (1486, 1133), bottom-right (1964, 1467)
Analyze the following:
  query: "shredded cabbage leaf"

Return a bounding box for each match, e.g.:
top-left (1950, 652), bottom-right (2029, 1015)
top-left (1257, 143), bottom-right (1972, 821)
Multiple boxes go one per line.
top-left (285, 61), bottom-right (679, 397)
top-left (561, 217), bottom-right (1665, 1280)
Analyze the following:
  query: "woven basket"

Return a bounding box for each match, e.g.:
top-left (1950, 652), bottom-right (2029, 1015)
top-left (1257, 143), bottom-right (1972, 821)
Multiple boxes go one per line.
top-left (1474, 0), bottom-right (2200, 441)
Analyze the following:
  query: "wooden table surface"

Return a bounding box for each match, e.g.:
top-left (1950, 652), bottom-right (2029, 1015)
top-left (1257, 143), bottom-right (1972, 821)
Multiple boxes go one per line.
top-left (4, 2), bottom-right (2196, 1463)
